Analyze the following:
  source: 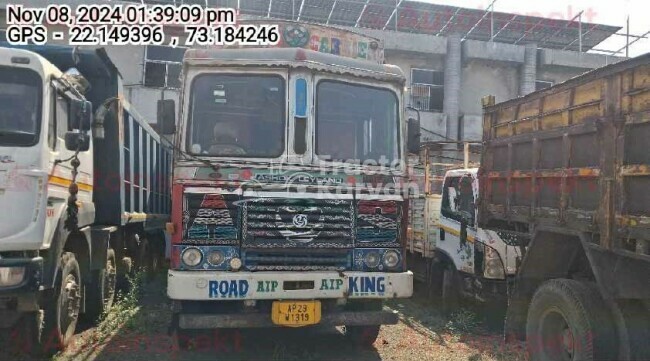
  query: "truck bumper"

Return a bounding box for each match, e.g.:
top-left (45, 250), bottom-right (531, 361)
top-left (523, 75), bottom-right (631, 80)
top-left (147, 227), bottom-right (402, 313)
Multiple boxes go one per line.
top-left (167, 270), bottom-right (413, 300)
top-left (0, 257), bottom-right (43, 328)
top-left (178, 310), bottom-right (399, 329)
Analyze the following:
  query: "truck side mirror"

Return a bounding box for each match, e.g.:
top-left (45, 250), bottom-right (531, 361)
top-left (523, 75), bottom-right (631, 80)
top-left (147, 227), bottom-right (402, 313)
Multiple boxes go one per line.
top-left (157, 99), bottom-right (176, 135)
top-left (69, 99), bottom-right (93, 131)
top-left (65, 132), bottom-right (90, 152)
top-left (407, 117), bottom-right (421, 154)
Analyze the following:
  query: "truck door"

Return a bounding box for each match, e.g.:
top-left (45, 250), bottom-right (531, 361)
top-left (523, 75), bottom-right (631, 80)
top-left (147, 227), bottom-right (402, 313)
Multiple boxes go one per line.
top-left (0, 66), bottom-right (46, 247)
top-left (45, 88), bottom-right (94, 247)
top-left (438, 174), bottom-right (477, 274)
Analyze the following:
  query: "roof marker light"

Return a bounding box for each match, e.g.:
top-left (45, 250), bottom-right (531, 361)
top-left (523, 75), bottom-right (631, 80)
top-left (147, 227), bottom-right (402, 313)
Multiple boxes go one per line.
top-left (11, 56), bottom-right (30, 64)
top-left (295, 49), bottom-right (307, 61)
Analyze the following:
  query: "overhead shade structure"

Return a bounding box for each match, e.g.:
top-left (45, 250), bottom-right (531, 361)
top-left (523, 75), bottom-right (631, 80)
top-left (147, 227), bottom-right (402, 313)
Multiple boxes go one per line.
top-left (142, 0), bottom-right (622, 51)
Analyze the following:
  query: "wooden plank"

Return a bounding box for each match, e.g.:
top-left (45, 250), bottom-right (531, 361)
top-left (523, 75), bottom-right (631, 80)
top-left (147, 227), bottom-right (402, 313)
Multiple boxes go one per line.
top-left (480, 55), bottom-right (650, 245)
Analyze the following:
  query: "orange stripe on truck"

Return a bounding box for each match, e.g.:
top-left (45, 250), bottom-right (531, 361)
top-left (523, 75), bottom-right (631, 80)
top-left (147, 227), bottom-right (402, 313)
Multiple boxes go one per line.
top-left (48, 175), bottom-right (93, 192)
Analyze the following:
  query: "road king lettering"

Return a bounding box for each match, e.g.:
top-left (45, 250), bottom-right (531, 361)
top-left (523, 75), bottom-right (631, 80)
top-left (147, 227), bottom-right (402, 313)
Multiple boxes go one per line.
top-left (319, 279), bottom-right (344, 291)
top-left (348, 276), bottom-right (386, 295)
top-left (257, 280), bottom-right (279, 293)
top-left (209, 280), bottom-right (250, 299)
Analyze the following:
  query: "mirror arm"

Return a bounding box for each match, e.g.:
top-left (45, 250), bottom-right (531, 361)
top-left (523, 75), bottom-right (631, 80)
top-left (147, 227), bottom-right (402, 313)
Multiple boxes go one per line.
top-left (93, 97), bottom-right (119, 140)
top-left (52, 78), bottom-right (80, 100)
top-left (406, 106), bottom-right (421, 122)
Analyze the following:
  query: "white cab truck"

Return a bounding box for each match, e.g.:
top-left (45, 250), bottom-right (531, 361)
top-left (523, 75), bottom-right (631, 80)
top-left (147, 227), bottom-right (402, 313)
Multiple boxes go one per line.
top-left (160, 21), bottom-right (415, 347)
top-left (0, 45), bottom-right (171, 356)
top-left (407, 165), bottom-right (524, 311)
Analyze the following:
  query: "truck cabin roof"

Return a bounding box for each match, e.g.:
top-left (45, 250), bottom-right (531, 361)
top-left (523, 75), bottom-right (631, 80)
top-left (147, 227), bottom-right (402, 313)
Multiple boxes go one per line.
top-left (0, 46), bottom-right (61, 76)
top-left (446, 168), bottom-right (479, 178)
top-left (0, 43), bottom-right (120, 107)
top-left (183, 47), bottom-right (405, 85)
top-left (0, 43), bottom-right (119, 80)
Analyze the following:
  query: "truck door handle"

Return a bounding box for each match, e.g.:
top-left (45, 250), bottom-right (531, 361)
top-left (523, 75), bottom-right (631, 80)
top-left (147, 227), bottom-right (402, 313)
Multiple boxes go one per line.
top-left (439, 227), bottom-right (445, 240)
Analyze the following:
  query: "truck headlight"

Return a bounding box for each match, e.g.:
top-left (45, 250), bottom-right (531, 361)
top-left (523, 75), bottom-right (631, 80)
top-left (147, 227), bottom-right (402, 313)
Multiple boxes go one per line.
top-left (383, 250), bottom-right (400, 268)
top-left (364, 252), bottom-right (381, 268)
top-left (207, 250), bottom-right (225, 266)
top-left (229, 257), bottom-right (242, 271)
top-left (483, 247), bottom-right (505, 279)
top-left (0, 267), bottom-right (25, 287)
top-left (181, 247), bottom-right (203, 267)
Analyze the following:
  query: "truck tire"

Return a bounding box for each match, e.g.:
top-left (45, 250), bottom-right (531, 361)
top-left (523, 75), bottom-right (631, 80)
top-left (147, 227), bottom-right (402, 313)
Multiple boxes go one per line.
top-left (428, 258), bottom-right (460, 316)
top-left (116, 256), bottom-right (133, 292)
top-left (526, 279), bottom-right (617, 361)
top-left (617, 300), bottom-right (650, 360)
top-left (13, 252), bottom-right (81, 357)
top-left (344, 300), bottom-right (382, 347)
top-left (427, 259), bottom-right (445, 300)
top-left (171, 313), bottom-right (205, 351)
top-left (84, 249), bottom-right (117, 321)
top-left (441, 267), bottom-right (460, 316)
top-left (137, 236), bottom-right (160, 280)
top-left (173, 329), bottom-right (194, 351)
top-left (345, 325), bottom-right (381, 347)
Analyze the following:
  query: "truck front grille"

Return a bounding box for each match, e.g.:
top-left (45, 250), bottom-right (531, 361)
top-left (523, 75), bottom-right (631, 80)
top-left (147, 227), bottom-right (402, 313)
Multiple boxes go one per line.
top-left (243, 198), bottom-right (354, 248)
top-left (243, 249), bottom-right (351, 271)
top-left (183, 193), bottom-right (239, 244)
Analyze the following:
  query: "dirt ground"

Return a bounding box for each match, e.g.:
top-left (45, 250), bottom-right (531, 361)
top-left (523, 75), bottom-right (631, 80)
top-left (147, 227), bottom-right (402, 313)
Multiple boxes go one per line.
top-left (3, 275), bottom-right (527, 361)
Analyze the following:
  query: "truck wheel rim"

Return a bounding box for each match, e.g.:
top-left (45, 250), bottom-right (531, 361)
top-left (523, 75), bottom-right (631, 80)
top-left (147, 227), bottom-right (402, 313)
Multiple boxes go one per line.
top-left (539, 309), bottom-right (574, 361)
top-left (61, 274), bottom-right (80, 336)
top-left (104, 257), bottom-right (117, 307)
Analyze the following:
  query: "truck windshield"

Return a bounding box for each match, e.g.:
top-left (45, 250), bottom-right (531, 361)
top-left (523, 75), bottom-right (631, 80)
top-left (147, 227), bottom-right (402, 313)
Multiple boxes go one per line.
top-left (187, 74), bottom-right (285, 158)
top-left (0, 67), bottom-right (42, 147)
top-left (316, 80), bottom-right (400, 165)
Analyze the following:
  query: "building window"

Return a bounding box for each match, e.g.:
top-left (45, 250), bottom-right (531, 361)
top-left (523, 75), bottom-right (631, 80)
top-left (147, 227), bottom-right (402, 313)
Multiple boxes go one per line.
top-left (143, 45), bottom-right (187, 89)
top-left (535, 80), bottom-right (553, 91)
top-left (410, 68), bottom-right (444, 112)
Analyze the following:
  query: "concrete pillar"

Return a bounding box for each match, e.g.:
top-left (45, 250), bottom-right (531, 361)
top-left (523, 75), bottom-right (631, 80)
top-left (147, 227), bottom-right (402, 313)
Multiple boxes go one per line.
top-left (520, 43), bottom-right (538, 96)
top-left (443, 33), bottom-right (462, 141)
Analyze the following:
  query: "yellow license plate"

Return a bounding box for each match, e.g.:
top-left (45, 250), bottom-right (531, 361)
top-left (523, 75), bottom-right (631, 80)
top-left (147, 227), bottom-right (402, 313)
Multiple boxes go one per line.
top-left (271, 300), bottom-right (321, 327)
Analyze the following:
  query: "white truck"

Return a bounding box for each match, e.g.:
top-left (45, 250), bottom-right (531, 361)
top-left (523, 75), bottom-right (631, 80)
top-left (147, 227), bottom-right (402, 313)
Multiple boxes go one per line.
top-left (0, 45), bottom-right (171, 356)
top-left (407, 165), bottom-right (524, 312)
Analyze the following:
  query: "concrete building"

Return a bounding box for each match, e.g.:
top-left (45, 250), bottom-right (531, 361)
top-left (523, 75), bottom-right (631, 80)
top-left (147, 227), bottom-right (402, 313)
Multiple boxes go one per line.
top-left (1, 0), bottom-right (626, 148)
top-left (351, 28), bottom-right (623, 144)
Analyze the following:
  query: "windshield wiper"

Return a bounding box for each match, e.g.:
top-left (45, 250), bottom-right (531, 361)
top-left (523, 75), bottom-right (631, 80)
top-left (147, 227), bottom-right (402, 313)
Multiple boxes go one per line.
top-left (0, 130), bottom-right (36, 137)
top-left (0, 129), bottom-right (36, 136)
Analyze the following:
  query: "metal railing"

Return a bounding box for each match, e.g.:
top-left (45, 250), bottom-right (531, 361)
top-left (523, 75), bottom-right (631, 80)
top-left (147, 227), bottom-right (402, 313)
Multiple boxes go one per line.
top-left (409, 84), bottom-right (443, 112)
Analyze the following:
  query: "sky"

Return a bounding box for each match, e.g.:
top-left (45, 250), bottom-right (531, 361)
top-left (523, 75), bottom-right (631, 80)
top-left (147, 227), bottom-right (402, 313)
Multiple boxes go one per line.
top-left (421, 0), bottom-right (649, 57)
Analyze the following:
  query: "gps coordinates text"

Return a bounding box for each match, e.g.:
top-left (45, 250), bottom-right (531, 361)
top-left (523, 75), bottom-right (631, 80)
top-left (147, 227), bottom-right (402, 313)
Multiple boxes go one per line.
top-left (5, 4), bottom-right (280, 47)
